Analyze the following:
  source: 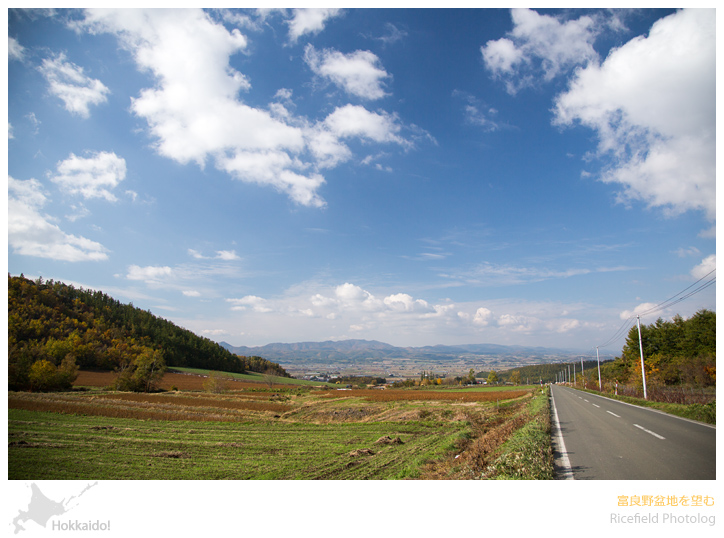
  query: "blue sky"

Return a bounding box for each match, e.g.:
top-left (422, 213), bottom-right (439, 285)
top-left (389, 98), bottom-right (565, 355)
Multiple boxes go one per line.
top-left (6, 8), bottom-right (716, 352)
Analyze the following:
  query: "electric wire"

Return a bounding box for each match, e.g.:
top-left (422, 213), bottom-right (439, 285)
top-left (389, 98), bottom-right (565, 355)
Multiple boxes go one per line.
top-left (596, 268), bottom-right (715, 350)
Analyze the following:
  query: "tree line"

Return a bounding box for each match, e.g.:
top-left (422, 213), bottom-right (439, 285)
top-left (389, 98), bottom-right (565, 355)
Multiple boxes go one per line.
top-left (602, 309), bottom-right (715, 387)
top-left (8, 275), bottom-right (288, 391)
top-left (474, 310), bottom-right (715, 390)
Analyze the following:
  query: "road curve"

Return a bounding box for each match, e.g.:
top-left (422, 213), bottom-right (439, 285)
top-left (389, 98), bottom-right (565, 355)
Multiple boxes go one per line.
top-left (550, 384), bottom-right (715, 480)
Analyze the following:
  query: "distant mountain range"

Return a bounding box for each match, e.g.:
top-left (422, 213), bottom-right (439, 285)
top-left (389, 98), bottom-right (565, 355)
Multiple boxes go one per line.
top-left (219, 339), bottom-right (587, 365)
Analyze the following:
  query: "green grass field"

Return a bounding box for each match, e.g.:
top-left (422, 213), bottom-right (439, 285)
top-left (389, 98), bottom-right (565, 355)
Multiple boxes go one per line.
top-left (9, 408), bottom-right (467, 480)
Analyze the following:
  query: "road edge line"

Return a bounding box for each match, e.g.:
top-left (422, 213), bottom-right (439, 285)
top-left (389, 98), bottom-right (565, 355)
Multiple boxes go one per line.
top-left (550, 388), bottom-right (574, 480)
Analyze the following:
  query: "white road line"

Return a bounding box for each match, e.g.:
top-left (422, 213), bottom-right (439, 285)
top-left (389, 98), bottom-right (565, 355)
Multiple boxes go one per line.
top-left (550, 390), bottom-right (574, 480)
top-left (584, 399), bottom-right (589, 402)
top-left (607, 411), bottom-right (621, 418)
top-left (634, 424), bottom-right (666, 440)
top-left (592, 404), bottom-right (600, 408)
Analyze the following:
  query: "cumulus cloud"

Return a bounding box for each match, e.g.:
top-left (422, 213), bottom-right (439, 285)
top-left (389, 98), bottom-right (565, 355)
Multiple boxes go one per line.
top-left (287, 8), bottom-right (342, 43)
top-left (691, 254), bottom-right (715, 280)
top-left (204, 279), bottom-right (600, 347)
top-left (74, 9), bottom-right (416, 208)
top-left (304, 45), bottom-right (390, 100)
top-left (38, 53), bottom-right (109, 117)
top-left (482, 8), bottom-right (601, 94)
top-left (473, 307), bottom-right (493, 326)
top-left (383, 293), bottom-right (431, 313)
top-left (553, 9), bottom-right (715, 221)
top-left (324, 104), bottom-right (406, 145)
top-left (51, 151), bottom-right (126, 201)
top-left (8, 176), bottom-right (109, 261)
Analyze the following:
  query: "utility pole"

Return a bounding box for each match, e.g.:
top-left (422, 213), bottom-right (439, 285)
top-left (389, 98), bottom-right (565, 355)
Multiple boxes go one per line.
top-left (637, 315), bottom-right (648, 400)
top-left (596, 346), bottom-right (602, 391)
top-left (573, 362), bottom-right (576, 386)
top-left (580, 357), bottom-right (585, 388)
top-left (567, 364), bottom-right (571, 386)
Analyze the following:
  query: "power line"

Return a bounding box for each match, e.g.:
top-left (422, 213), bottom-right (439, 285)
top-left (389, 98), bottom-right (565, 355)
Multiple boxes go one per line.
top-left (636, 269), bottom-right (715, 317)
top-left (596, 268), bottom-right (715, 350)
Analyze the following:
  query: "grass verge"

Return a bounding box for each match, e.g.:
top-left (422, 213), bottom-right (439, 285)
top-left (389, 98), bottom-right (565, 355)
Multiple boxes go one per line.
top-left (484, 386), bottom-right (553, 479)
top-left (572, 387), bottom-right (715, 425)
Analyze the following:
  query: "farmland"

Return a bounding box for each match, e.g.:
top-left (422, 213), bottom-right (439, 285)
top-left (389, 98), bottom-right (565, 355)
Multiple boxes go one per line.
top-left (8, 370), bottom-right (552, 480)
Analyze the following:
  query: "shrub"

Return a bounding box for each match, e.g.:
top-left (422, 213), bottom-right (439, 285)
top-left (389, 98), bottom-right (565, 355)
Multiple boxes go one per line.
top-left (28, 357), bottom-right (78, 392)
top-left (113, 350), bottom-right (166, 392)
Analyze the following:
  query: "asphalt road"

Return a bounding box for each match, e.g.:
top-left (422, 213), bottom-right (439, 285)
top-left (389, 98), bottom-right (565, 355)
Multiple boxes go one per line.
top-left (550, 384), bottom-right (716, 480)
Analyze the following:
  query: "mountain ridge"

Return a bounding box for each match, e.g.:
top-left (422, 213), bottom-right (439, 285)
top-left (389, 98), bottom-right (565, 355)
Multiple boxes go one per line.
top-left (219, 339), bottom-right (586, 364)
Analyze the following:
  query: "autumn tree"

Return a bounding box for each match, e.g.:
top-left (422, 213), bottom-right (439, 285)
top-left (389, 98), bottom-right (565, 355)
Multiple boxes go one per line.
top-left (113, 349), bottom-right (166, 392)
top-left (203, 371), bottom-right (232, 393)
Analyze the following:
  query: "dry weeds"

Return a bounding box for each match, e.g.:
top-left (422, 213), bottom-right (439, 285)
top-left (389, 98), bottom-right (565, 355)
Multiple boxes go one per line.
top-left (314, 388), bottom-right (530, 403)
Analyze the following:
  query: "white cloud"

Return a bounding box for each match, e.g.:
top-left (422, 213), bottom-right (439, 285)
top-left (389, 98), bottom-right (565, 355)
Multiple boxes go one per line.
top-left (226, 296), bottom-right (273, 313)
top-left (304, 45), bottom-right (389, 100)
top-left (183, 290), bottom-right (201, 297)
top-left (191, 279), bottom-right (607, 347)
top-left (619, 302), bottom-right (658, 320)
top-left (473, 307), bottom-right (493, 326)
top-left (188, 248), bottom-right (240, 261)
top-left (674, 246), bottom-right (701, 258)
top-left (334, 283), bottom-right (384, 311)
top-left (51, 151), bottom-right (126, 201)
top-left (553, 9), bottom-right (715, 221)
top-left (383, 293), bottom-right (431, 313)
top-left (127, 265), bottom-right (173, 283)
top-left (38, 53), bottom-right (109, 117)
top-left (482, 8), bottom-right (601, 94)
top-left (287, 8), bottom-right (342, 43)
top-left (324, 104), bottom-right (406, 145)
top-left (75, 8), bottom-right (415, 209)
top-left (454, 91), bottom-right (499, 131)
top-left (375, 23), bottom-right (407, 47)
top-left (691, 254), bottom-right (715, 280)
top-left (9, 36), bottom-right (25, 61)
top-left (216, 250), bottom-right (240, 261)
top-left (216, 150), bottom-right (326, 208)
top-left (202, 328), bottom-right (229, 336)
top-left (8, 176), bottom-right (108, 262)
top-left (550, 318), bottom-right (581, 333)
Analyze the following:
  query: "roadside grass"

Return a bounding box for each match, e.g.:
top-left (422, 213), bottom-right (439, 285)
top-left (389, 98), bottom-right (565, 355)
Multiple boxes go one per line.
top-left (571, 387), bottom-right (716, 425)
top-left (484, 387), bottom-right (553, 479)
top-left (419, 387), bottom-right (552, 480)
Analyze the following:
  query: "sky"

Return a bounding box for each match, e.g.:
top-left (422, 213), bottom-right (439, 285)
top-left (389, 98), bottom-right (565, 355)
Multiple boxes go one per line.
top-left (6, 8), bottom-right (717, 353)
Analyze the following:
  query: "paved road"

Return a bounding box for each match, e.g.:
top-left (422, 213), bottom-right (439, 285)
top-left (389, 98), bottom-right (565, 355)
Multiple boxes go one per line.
top-left (550, 384), bottom-right (716, 480)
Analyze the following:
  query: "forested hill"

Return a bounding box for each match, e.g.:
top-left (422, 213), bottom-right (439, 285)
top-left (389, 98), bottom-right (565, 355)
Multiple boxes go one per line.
top-left (8, 275), bottom-right (288, 390)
